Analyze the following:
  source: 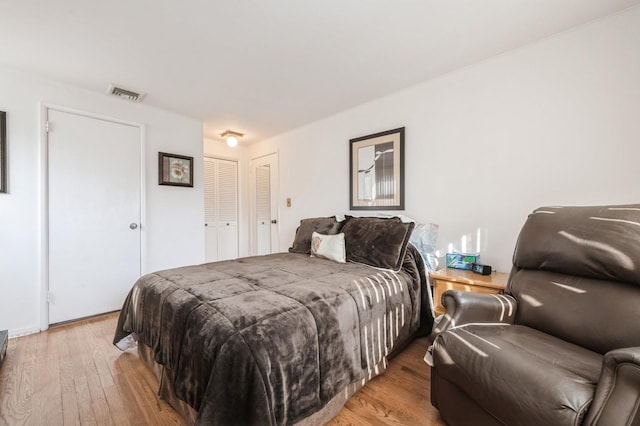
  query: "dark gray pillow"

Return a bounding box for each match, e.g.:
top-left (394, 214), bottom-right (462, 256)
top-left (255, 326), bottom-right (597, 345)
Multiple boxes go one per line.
top-left (342, 216), bottom-right (415, 270)
top-left (289, 217), bottom-right (344, 254)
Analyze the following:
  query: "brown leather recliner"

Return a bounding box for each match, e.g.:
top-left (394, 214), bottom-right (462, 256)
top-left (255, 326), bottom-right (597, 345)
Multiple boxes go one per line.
top-left (428, 205), bottom-right (640, 426)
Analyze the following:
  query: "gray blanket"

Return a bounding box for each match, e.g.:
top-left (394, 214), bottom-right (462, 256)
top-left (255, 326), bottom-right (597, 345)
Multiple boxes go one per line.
top-left (114, 245), bottom-right (430, 425)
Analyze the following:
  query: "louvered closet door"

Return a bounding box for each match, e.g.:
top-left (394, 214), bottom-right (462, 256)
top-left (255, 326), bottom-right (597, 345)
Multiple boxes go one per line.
top-left (204, 157), bottom-right (238, 262)
top-left (204, 158), bottom-right (219, 261)
top-left (216, 160), bottom-right (238, 260)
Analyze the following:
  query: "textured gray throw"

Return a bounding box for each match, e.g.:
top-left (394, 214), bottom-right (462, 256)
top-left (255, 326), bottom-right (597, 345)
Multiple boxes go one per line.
top-left (114, 246), bottom-right (430, 425)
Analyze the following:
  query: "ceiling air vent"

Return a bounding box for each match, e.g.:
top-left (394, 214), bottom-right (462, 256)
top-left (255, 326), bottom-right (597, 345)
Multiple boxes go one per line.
top-left (107, 84), bottom-right (146, 102)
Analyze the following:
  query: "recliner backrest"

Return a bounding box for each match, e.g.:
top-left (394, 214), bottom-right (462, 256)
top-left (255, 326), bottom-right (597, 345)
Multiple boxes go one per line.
top-left (508, 205), bottom-right (640, 354)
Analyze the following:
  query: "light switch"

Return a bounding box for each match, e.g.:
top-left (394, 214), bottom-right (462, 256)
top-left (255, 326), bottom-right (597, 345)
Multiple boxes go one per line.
top-left (286, 198), bottom-right (292, 207)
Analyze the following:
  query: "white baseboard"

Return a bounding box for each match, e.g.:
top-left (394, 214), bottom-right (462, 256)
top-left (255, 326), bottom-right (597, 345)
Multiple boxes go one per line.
top-left (9, 326), bottom-right (41, 338)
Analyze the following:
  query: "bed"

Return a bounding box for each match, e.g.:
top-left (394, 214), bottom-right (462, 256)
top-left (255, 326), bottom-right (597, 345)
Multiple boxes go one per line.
top-left (114, 216), bottom-right (434, 425)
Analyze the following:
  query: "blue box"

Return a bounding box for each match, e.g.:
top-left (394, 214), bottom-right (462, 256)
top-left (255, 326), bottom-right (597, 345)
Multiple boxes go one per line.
top-left (446, 253), bottom-right (479, 270)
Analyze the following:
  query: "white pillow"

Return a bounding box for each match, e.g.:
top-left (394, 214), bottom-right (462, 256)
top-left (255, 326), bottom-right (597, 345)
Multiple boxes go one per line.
top-left (310, 232), bottom-right (346, 263)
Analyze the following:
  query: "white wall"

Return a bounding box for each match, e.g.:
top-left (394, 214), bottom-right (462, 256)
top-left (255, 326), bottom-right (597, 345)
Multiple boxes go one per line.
top-left (0, 66), bottom-right (204, 336)
top-left (203, 137), bottom-right (251, 257)
top-left (249, 6), bottom-right (640, 272)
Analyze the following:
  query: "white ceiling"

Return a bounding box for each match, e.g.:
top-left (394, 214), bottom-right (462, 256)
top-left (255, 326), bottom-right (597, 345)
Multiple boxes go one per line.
top-left (1, 0), bottom-right (638, 144)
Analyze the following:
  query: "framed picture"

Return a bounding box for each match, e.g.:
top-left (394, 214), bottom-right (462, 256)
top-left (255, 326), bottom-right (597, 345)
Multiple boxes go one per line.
top-left (0, 111), bottom-right (6, 193)
top-left (158, 152), bottom-right (193, 187)
top-left (350, 127), bottom-right (404, 210)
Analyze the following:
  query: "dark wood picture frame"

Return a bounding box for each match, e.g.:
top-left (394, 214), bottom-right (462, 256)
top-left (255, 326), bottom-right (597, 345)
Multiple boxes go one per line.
top-left (349, 127), bottom-right (404, 210)
top-left (158, 152), bottom-right (194, 187)
top-left (0, 111), bottom-right (6, 193)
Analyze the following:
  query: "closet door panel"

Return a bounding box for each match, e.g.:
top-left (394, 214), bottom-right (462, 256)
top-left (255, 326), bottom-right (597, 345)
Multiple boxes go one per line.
top-left (204, 157), bottom-right (238, 262)
top-left (204, 157), bottom-right (219, 262)
top-left (216, 159), bottom-right (238, 261)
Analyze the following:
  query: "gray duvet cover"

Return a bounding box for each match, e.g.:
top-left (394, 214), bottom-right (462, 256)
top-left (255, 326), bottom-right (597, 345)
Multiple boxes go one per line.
top-left (114, 245), bottom-right (431, 425)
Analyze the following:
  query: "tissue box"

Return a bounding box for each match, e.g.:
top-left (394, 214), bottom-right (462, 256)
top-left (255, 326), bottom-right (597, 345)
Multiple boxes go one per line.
top-left (446, 253), bottom-right (479, 270)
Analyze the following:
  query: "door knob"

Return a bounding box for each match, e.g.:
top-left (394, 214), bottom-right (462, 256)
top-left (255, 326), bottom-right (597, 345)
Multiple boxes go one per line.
top-left (129, 223), bottom-right (138, 230)
top-left (271, 219), bottom-right (277, 224)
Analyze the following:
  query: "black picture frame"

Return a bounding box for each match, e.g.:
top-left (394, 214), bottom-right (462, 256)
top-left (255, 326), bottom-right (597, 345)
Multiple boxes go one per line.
top-left (158, 152), bottom-right (194, 187)
top-left (349, 127), bottom-right (404, 210)
top-left (0, 111), bottom-right (6, 194)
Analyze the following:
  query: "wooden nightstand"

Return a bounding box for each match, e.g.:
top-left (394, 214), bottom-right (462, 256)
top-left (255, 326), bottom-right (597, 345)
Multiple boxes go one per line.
top-left (430, 268), bottom-right (509, 316)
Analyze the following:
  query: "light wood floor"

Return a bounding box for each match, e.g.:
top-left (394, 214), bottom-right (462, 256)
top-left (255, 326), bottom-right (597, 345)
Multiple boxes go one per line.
top-left (0, 312), bottom-right (445, 425)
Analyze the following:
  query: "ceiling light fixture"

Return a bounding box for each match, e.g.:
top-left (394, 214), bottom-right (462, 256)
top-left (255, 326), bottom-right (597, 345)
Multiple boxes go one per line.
top-left (220, 130), bottom-right (244, 147)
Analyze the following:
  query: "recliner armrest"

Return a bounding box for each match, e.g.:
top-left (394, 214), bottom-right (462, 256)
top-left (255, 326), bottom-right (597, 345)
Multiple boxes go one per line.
top-left (584, 347), bottom-right (640, 426)
top-left (426, 290), bottom-right (517, 349)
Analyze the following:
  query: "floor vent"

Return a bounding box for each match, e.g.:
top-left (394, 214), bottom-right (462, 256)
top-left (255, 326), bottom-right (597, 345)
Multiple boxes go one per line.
top-left (107, 84), bottom-right (146, 102)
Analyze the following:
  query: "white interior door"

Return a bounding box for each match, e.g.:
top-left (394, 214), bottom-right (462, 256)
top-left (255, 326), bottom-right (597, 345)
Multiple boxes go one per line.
top-left (48, 109), bottom-right (141, 324)
top-left (255, 165), bottom-right (271, 255)
top-left (251, 153), bottom-right (278, 255)
top-left (204, 157), bottom-right (238, 262)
